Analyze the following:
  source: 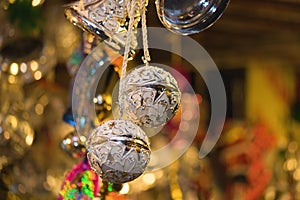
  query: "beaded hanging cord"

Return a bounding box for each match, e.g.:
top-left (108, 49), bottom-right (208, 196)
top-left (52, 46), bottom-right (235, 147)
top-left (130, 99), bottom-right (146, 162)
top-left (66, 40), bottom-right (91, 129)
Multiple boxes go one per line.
top-left (118, 0), bottom-right (150, 117)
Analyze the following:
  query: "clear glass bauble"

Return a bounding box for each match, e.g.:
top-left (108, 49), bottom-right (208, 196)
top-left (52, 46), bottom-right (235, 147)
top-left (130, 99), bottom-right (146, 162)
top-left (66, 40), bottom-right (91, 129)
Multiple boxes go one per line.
top-left (72, 43), bottom-right (120, 138)
top-left (156, 0), bottom-right (229, 35)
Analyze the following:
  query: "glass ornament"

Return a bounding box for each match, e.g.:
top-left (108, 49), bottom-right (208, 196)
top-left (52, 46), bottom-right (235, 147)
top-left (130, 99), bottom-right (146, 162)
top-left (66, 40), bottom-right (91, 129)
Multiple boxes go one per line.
top-left (64, 0), bottom-right (140, 56)
top-left (72, 43), bottom-right (120, 139)
top-left (121, 65), bottom-right (181, 128)
top-left (86, 119), bottom-right (151, 184)
top-left (156, 0), bottom-right (229, 35)
top-left (59, 158), bottom-right (100, 200)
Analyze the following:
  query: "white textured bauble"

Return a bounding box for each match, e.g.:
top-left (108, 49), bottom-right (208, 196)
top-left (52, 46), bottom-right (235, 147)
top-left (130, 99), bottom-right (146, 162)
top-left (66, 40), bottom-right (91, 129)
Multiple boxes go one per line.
top-left (122, 65), bottom-right (181, 127)
top-left (86, 120), bottom-right (151, 183)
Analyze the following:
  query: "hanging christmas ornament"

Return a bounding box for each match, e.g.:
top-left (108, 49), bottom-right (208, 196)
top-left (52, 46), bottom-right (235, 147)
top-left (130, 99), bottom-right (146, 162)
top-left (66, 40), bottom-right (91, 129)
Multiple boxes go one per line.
top-left (59, 158), bottom-right (100, 200)
top-left (80, 0), bottom-right (153, 185)
top-left (64, 0), bottom-right (141, 57)
top-left (86, 120), bottom-right (151, 184)
top-left (113, 0), bottom-right (181, 128)
top-left (122, 65), bottom-right (181, 127)
top-left (156, 0), bottom-right (229, 35)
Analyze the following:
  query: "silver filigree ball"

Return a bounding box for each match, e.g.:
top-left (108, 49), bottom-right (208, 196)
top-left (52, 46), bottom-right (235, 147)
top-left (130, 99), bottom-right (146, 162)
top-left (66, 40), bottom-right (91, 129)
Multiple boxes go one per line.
top-left (122, 65), bottom-right (181, 127)
top-left (86, 120), bottom-right (151, 183)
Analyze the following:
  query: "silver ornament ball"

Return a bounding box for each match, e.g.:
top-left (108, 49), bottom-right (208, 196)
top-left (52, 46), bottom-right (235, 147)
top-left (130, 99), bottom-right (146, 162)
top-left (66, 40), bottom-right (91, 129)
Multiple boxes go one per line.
top-left (86, 119), bottom-right (151, 184)
top-left (122, 65), bottom-right (181, 128)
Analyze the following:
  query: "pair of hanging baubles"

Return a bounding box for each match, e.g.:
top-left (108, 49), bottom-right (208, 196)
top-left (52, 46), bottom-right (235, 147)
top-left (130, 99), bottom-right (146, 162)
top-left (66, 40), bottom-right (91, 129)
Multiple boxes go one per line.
top-left (65, 0), bottom-right (182, 184)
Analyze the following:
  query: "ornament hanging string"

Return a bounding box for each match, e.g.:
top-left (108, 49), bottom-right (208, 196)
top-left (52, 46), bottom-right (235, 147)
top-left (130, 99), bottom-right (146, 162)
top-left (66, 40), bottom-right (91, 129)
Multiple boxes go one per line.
top-left (118, 0), bottom-right (137, 117)
top-left (118, 0), bottom-right (150, 117)
top-left (141, 0), bottom-right (151, 64)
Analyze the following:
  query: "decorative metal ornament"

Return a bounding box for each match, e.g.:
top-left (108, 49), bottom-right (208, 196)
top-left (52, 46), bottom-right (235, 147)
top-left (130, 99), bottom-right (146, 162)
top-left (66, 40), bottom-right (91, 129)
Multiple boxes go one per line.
top-left (86, 120), bottom-right (151, 184)
top-left (64, 0), bottom-right (140, 56)
top-left (122, 65), bottom-right (181, 127)
top-left (156, 0), bottom-right (229, 35)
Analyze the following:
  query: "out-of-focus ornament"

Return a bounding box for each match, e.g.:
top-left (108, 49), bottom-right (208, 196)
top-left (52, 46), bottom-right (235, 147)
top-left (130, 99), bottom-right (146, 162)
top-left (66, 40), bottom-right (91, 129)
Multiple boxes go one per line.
top-left (0, 76), bottom-right (34, 169)
top-left (0, 37), bottom-right (57, 83)
top-left (0, 113), bottom-right (34, 169)
top-left (0, 1), bottom-right (56, 83)
top-left (86, 120), bottom-right (151, 184)
top-left (122, 65), bottom-right (181, 127)
top-left (94, 93), bottom-right (113, 122)
top-left (66, 47), bottom-right (84, 78)
top-left (63, 108), bottom-right (76, 127)
top-left (59, 158), bottom-right (100, 200)
top-left (61, 131), bottom-right (87, 159)
top-left (61, 92), bottom-right (113, 159)
top-left (66, 32), bottom-right (100, 77)
top-left (156, 0), bottom-right (229, 35)
top-left (64, 0), bottom-right (140, 56)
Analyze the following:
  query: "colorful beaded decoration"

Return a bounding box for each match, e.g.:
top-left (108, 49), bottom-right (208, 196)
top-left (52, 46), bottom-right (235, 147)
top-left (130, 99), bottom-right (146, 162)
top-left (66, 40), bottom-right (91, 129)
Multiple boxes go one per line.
top-left (59, 158), bottom-right (100, 200)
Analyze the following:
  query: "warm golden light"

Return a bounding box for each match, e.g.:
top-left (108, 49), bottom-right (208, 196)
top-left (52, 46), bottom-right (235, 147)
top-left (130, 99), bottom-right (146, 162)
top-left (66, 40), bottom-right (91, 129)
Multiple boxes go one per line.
top-left (6, 115), bottom-right (18, 130)
top-left (65, 138), bottom-right (71, 145)
top-left (32, 0), bottom-right (42, 6)
top-left (20, 63), bottom-right (27, 73)
top-left (93, 97), bottom-right (98, 104)
top-left (80, 136), bottom-right (86, 143)
top-left (142, 173), bottom-right (156, 185)
top-left (8, 75), bottom-right (16, 84)
top-left (288, 141), bottom-right (298, 153)
top-left (30, 60), bottom-right (39, 71)
top-left (26, 135), bottom-right (34, 146)
top-left (264, 186), bottom-right (276, 200)
top-left (35, 104), bottom-right (44, 115)
top-left (34, 71), bottom-right (42, 80)
top-left (285, 158), bottom-right (297, 171)
top-left (10, 63), bottom-right (19, 75)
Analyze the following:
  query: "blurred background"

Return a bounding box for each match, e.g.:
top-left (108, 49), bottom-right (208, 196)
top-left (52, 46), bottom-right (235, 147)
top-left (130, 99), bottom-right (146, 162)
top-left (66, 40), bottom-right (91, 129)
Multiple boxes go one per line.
top-left (1, 0), bottom-right (300, 199)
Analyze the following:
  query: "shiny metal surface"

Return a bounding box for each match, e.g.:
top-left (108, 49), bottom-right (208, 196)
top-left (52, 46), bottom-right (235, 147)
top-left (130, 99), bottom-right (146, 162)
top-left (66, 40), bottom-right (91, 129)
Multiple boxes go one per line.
top-left (156, 0), bottom-right (229, 35)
